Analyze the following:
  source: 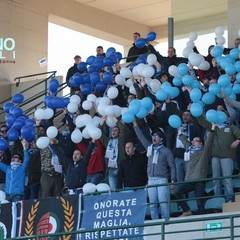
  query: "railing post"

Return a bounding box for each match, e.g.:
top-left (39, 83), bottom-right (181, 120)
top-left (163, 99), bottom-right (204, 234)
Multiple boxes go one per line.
top-left (230, 216), bottom-right (234, 240)
top-left (161, 222), bottom-right (165, 240)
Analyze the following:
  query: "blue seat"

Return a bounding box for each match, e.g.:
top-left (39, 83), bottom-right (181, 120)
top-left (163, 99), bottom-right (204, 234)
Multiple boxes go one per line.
top-left (205, 197), bottom-right (225, 212)
top-left (205, 181), bottom-right (214, 194)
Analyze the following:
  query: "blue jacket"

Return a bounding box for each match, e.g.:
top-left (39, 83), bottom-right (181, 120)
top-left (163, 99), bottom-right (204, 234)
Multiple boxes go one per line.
top-left (0, 149), bottom-right (30, 195)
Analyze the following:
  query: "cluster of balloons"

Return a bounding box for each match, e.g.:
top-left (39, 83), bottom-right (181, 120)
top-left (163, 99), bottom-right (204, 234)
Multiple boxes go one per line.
top-left (135, 31), bottom-right (157, 48)
top-left (82, 183), bottom-right (111, 194)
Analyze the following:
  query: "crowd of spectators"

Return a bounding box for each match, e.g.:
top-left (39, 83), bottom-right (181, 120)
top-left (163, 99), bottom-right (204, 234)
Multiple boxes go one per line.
top-left (1, 32), bottom-right (240, 221)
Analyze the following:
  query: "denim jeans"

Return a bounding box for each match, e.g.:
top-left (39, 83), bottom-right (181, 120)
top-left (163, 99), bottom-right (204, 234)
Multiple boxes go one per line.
top-left (6, 194), bottom-right (24, 202)
top-left (212, 157), bottom-right (234, 202)
top-left (147, 177), bottom-right (170, 220)
top-left (174, 182), bottom-right (205, 214)
top-left (108, 168), bottom-right (118, 190)
top-left (86, 173), bottom-right (104, 185)
top-left (175, 157), bottom-right (188, 182)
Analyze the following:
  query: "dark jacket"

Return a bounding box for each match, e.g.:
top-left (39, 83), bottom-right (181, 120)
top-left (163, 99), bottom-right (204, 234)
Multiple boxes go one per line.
top-left (117, 151), bottom-right (147, 189)
top-left (126, 44), bottom-right (149, 62)
top-left (27, 148), bottom-right (41, 183)
top-left (66, 63), bottom-right (82, 86)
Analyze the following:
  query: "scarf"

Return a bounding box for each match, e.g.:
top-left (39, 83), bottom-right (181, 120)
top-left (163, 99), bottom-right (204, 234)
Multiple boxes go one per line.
top-left (147, 142), bottom-right (164, 164)
top-left (49, 146), bottom-right (62, 173)
top-left (184, 145), bottom-right (203, 161)
top-left (10, 162), bottom-right (22, 170)
top-left (105, 138), bottom-right (119, 168)
top-left (62, 130), bottom-right (70, 136)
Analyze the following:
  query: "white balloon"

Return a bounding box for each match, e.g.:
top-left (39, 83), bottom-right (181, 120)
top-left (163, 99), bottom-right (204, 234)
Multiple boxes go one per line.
top-left (216, 36), bottom-right (226, 46)
top-left (168, 65), bottom-right (178, 77)
top-left (145, 77), bottom-right (152, 86)
top-left (136, 63), bottom-right (146, 76)
top-left (132, 66), bottom-right (139, 77)
top-left (113, 105), bottom-right (122, 117)
top-left (70, 95), bottom-right (81, 105)
top-left (75, 115), bottom-right (85, 128)
top-left (44, 108), bottom-right (54, 120)
top-left (46, 126), bottom-right (58, 139)
top-left (125, 79), bottom-right (133, 88)
top-left (182, 47), bottom-right (193, 58)
top-left (36, 137), bottom-right (50, 149)
top-left (115, 74), bottom-right (126, 85)
top-left (147, 54), bottom-right (157, 65)
top-left (81, 114), bottom-right (92, 126)
top-left (0, 190), bottom-right (6, 201)
top-left (198, 60), bottom-right (210, 71)
top-left (120, 67), bottom-right (132, 78)
top-left (189, 32), bottom-right (198, 41)
top-left (92, 116), bottom-right (101, 126)
top-left (82, 100), bottom-right (93, 110)
top-left (215, 26), bottom-right (225, 37)
top-left (96, 183), bottom-right (111, 192)
top-left (99, 97), bottom-right (110, 105)
top-left (142, 66), bottom-right (155, 78)
top-left (89, 127), bottom-right (102, 139)
top-left (87, 94), bottom-right (97, 103)
top-left (105, 105), bottom-right (115, 116)
top-left (71, 129), bottom-right (83, 143)
top-left (129, 85), bottom-right (137, 95)
top-left (150, 79), bottom-right (161, 93)
top-left (83, 183), bottom-right (97, 194)
top-left (97, 103), bottom-right (107, 116)
top-left (186, 40), bottom-right (195, 49)
top-left (121, 107), bottom-right (129, 115)
top-left (188, 52), bottom-right (204, 67)
top-left (106, 116), bottom-right (116, 128)
top-left (107, 86), bottom-right (119, 99)
top-left (0, 199), bottom-right (9, 204)
top-left (67, 102), bottom-right (78, 113)
top-left (34, 109), bottom-right (46, 120)
top-left (82, 127), bottom-right (90, 139)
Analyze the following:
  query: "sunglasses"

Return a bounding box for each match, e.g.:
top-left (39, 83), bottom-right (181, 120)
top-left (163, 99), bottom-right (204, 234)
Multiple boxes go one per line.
top-left (1, 130), bottom-right (7, 133)
top-left (152, 134), bottom-right (160, 138)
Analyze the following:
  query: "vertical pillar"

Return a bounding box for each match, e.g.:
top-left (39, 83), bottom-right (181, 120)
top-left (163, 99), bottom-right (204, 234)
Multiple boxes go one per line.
top-left (168, 17), bottom-right (174, 48)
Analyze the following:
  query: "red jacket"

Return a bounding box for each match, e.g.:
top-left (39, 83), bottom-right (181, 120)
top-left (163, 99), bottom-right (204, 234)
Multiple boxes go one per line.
top-left (77, 140), bottom-right (105, 175)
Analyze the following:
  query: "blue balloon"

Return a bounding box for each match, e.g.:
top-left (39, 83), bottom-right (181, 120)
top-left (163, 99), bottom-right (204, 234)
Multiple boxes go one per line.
top-left (136, 106), bottom-right (148, 119)
top-left (115, 52), bottom-right (122, 61)
top-left (44, 96), bottom-right (54, 108)
top-left (233, 84), bottom-right (240, 94)
top-left (220, 57), bottom-right (232, 69)
top-left (86, 55), bottom-right (96, 65)
top-left (73, 72), bottom-right (84, 85)
top-left (218, 74), bottom-right (231, 87)
top-left (12, 119), bottom-right (25, 130)
top-left (122, 111), bottom-right (134, 123)
top-left (103, 57), bottom-right (114, 67)
top-left (229, 93), bottom-right (236, 100)
top-left (222, 86), bottom-right (232, 96)
top-left (51, 97), bottom-right (65, 109)
top-left (3, 102), bottom-right (14, 113)
top-left (83, 73), bottom-right (91, 84)
top-left (156, 89), bottom-right (168, 101)
top-left (234, 61), bottom-right (240, 73)
top-left (211, 45), bottom-right (224, 57)
top-left (173, 76), bottom-right (182, 87)
top-left (236, 72), bottom-right (240, 83)
top-left (81, 84), bottom-right (92, 95)
top-left (49, 79), bottom-right (59, 92)
top-left (206, 109), bottom-right (218, 123)
top-left (129, 99), bottom-right (141, 114)
top-left (129, 63), bottom-right (138, 71)
top-left (209, 83), bottom-right (221, 95)
top-left (77, 62), bottom-right (87, 71)
top-left (146, 32), bottom-right (157, 42)
top-left (135, 55), bottom-right (147, 64)
top-left (106, 47), bottom-right (116, 57)
top-left (225, 64), bottom-right (236, 75)
top-left (5, 113), bottom-right (16, 126)
top-left (12, 93), bottom-right (24, 104)
top-left (177, 63), bottom-right (189, 76)
top-left (87, 65), bottom-right (97, 73)
top-left (62, 97), bottom-right (70, 107)
top-left (182, 75), bottom-right (194, 86)
top-left (108, 53), bottom-right (118, 63)
top-left (21, 125), bottom-right (35, 142)
top-left (190, 88), bottom-right (202, 102)
top-left (230, 48), bottom-right (239, 59)
top-left (190, 102), bottom-right (203, 117)
top-left (93, 59), bottom-right (104, 71)
top-left (168, 115), bottom-right (182, 129)
top-left (90, 72), bottom-right (100, 86)
top-left (25, 119), bottom-right (36, 127)
top-left (170, 87), bottom-right (180, 98)
top-left (103, 72), bottom-right (113, 85)
top-left (141, 97), bottom-right (153, 111)
top-left (69, 76), bottom-right (80, 88)
top-left (135, 38), bottom-right (146, 48)
top-left (217, 111), bottom-right (227, 125)
top-left (161, 81), bottom-right (172, 89)
top-left (11, 107), bottom-right (23, 118)
top-left (192, 80), bottom-right (201, 89)
top-left (0, 139), bottom-right (8, 151)
top-left (201, 92), bottom-right (215, 105)
top-left (7, 128), bottom-right (19, 141)
top-left (96, 82), bottom-right (107, 91)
